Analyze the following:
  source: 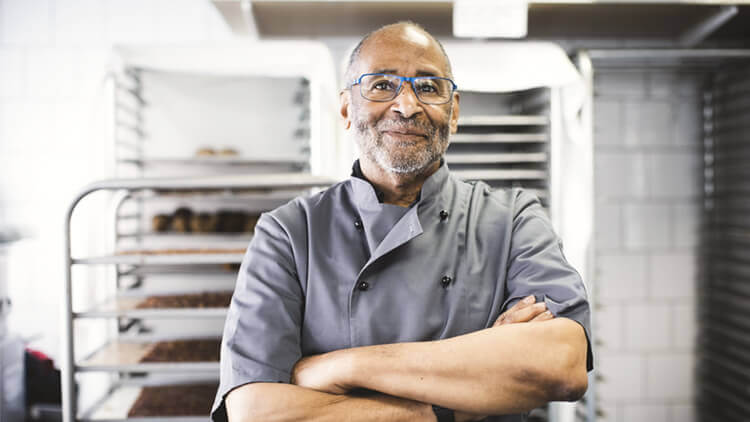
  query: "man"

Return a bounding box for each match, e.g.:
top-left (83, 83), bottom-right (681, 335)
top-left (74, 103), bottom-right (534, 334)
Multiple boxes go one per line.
top-left (211, 21), bottom-right (592, 422)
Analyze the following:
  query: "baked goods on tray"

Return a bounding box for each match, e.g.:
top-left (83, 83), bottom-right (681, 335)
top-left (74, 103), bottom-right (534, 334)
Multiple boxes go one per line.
top-left (127, 384), bottom-right (218, 417)
top-left (140, 339), bottom-right (221, 363)
top-left (135, 292), bottom-right (233, 309)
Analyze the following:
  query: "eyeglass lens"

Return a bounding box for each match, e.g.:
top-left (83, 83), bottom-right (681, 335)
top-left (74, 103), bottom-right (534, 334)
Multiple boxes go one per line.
top-left (359, 74), bottom-right (453, 104)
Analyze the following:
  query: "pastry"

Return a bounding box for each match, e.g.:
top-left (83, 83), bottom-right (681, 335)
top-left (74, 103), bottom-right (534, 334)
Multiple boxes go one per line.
top-left (195, 147), bottom-right (215, 156)
top-left (151, 214), bottom-right (171, 233)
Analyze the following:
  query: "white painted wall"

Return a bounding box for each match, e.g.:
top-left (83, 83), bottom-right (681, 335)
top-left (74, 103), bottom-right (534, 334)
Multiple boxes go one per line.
top-left (0, 0), bottom-right (234, 363)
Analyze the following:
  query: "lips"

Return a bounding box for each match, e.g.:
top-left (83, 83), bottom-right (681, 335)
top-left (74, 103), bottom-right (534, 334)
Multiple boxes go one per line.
top-left (382, 129), bottom-right (427, 137)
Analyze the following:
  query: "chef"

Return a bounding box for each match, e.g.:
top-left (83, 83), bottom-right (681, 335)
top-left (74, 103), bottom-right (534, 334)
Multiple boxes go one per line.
top-left (212, 21), bottom-right (593, 422)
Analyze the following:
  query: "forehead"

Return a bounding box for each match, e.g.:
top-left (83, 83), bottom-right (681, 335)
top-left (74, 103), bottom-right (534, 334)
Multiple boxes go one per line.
top-left (357, 27), bottom-right (448, 77)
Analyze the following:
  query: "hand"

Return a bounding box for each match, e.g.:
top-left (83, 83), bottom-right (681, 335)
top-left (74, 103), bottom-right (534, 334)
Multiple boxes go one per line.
top-left (291, 351), bottom-right (353, 395)
top-left (493, 295), bottom-right (553, 327)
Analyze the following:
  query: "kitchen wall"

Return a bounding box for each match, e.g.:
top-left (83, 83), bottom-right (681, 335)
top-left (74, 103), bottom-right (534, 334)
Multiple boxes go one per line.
top-left (0, 0), bottom-right (234, 362)
top-left (592, 69), bottom-right (703, 422)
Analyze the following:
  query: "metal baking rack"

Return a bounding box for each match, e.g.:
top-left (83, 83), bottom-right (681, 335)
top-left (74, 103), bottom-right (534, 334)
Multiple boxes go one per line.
top-left (62, 173), bottom-right (336, 422)
top-left (445, 88), bottom-right (552, 206)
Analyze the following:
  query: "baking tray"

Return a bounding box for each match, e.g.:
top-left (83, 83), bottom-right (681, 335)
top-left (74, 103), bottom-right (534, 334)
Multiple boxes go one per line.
top-left (74, 295), bottom-right (229, 319)
top-left (77, 338), bottom-right (220, 373)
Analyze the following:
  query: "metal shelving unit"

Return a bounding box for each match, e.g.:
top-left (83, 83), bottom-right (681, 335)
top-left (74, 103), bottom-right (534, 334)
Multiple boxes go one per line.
top-left (446, 88), bottom-right (553, 207)
top-left (62, 174), bottom-right (336, 422)
top-left (65, 45), bottom-right (337, 421)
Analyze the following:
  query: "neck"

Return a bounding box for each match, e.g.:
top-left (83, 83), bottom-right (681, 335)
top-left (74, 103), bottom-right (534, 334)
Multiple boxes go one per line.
top-left (359, 158), bottom-right (441, 207)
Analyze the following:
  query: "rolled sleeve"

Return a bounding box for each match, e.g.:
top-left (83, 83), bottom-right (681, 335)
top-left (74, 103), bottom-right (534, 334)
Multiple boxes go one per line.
top-left (501, 190), bottom-right (594, 371)
top-left (211, 213), bottom-right (304, 421)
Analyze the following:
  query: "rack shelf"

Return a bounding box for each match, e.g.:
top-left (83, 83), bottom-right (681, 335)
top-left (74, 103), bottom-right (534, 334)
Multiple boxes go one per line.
top-left (77, 339), bottom-right (219, 373)
top-left (445, 152), bottom-right (547, 164)
top-left (79, 378), bottom-right (219, 422)
top-left (457, 115), bottom-right (549, 126)
top-left (75, 296), bottom-right (229, 319)
top-left (452, 169), bottom-right (548, 181)
top-left (72, 252), bottom-right (245, 266)
top-left (117, 157), bottom-right (308, 167)
top-left (450, 133), bottom-right (548, 143)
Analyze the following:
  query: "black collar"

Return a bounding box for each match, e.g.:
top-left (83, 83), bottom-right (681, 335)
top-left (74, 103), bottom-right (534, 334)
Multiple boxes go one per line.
top-left (351, 160), bottom-right (386, 203)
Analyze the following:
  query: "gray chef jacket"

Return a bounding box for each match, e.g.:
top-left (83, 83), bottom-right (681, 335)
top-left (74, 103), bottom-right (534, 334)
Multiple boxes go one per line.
top-left (211, 160), bottom-right (593, 422)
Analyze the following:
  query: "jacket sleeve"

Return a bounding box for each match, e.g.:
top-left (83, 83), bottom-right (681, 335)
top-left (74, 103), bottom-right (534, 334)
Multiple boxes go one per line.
top-left (211, 212), bottom-right (305, 421)
top-left (500, 189), bottom-right (594, 371)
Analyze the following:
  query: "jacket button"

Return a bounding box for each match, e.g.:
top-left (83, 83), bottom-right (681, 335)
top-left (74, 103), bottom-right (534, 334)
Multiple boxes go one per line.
top-left (439, 210), bottom-right (449, 221)
top-left (357, 281), bottom-right (370, 291)
top-left (440, 276), bottom-right (452, 288)
top-left (354, 220), bottom-right (363, 230)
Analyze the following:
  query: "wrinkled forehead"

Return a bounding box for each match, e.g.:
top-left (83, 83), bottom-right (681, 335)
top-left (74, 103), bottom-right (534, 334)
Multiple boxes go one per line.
top-left (357, 27), bottom-right (449, 78)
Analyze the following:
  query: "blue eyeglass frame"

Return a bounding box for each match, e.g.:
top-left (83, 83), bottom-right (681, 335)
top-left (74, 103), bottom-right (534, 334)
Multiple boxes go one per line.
top-left (349, 73), bottom-right (458, 105)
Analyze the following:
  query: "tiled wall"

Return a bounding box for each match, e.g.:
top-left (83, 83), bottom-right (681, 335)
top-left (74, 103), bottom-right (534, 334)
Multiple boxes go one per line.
top-left (0, 0), bottom-right (233, 362)
top-left (593, 70), bottom-right (703, 422)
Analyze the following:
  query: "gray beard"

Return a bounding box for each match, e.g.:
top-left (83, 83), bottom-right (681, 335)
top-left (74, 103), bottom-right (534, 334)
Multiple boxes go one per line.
top-left (353, 114), bottom-right (451, 175)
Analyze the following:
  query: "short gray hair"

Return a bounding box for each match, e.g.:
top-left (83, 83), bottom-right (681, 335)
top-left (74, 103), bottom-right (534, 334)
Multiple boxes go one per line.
top-left (343, 21), bottom-right (454, 89)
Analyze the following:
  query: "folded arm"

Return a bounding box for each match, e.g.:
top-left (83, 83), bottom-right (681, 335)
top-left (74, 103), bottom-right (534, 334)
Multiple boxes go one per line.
top-left (223, 297), bottom-right (553, 422)
top-left (225, 383), bottom-right (435, 422)
top-left (293, 311), bottom-right (588, 415)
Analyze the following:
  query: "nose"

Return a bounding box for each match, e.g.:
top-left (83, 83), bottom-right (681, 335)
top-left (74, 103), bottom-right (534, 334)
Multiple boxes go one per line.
top-left (391, 81), bottom-right (423, 119)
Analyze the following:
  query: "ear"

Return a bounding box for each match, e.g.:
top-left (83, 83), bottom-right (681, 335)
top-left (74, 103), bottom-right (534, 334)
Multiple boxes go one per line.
top-left (449, 92), bottom-right (460, 134)
top-left (340, 89), bottom-right (352, 130)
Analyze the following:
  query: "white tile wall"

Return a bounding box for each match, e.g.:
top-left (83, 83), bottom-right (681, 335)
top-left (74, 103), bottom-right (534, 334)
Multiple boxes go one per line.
top-left (595, 151), bottom-right (648, 199)
top-left (671, 303), bottom-right (696, 351)
top-left (623, 303), bottom-right (671, 351)
top-left (670, 403), bottom-right (696, 422)
top-left (593, 69), bottom-right (700, 421)
top-left (595, 202), bottom-right (622, 250)
top-left (622, 404), bottom-right (669, 422)
top-left (598, 353), bottom-right (644, 401)
top-left (622, 203), bottom-right (671, 250)
top-left (596, 254), bottom-right (648, 300)
top-left (649, 253), bottom-right (696, 298)
top-left (645, 353), bottom-right (694, 400)
top-left (0, 0), bottom-right (52, 45)
top-left (0, 0), bottom-right (233, 365)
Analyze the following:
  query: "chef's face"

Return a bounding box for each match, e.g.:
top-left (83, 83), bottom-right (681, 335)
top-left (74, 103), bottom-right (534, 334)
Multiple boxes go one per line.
top-left (341, 26), bottom-right (460, 175)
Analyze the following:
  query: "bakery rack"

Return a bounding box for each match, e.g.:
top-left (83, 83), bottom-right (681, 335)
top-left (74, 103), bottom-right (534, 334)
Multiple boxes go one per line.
top-left (446, 88), bottom-right (552, 207)
top-left (62, 173), bottom-right (336, 422)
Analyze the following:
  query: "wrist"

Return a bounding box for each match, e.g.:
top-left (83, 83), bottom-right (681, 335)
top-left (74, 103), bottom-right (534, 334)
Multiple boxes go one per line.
top-left (333, 347), bottom-right (360, 391)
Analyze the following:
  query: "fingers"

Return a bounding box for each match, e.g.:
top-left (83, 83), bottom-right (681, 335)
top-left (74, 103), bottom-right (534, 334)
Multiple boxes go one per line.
top-left (531, 309), bottom-right (554, 322)
top-left (493, 296), bottom-right (554, 327)
top-left (507, 294), bottom-right (536, 314)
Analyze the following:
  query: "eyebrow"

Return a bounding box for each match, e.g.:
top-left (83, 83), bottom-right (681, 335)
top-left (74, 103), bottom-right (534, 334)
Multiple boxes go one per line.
top-left (371, 69), bottom-right (442, 77)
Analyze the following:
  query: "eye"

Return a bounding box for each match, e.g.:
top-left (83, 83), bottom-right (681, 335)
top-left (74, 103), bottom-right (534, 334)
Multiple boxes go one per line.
top-left (373, 80), bottom-right (396, 91)
top-left (416, 80), bottom-right (439, 94)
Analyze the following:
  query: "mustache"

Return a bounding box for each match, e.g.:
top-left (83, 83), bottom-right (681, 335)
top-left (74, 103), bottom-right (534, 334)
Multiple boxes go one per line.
top-left (376, 118), bottom-right (435, 135)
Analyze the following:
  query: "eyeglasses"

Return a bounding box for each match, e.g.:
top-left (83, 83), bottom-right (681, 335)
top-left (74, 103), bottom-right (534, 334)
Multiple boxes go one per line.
top-left (350, 73), bottom-right (458, 105)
